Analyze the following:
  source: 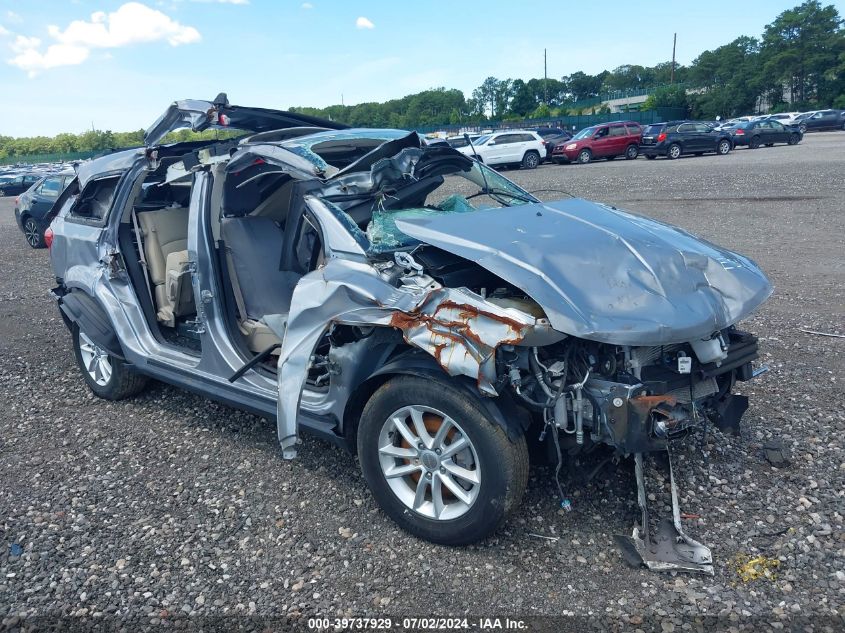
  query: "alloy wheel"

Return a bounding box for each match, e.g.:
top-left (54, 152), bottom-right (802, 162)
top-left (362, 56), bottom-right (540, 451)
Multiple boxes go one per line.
top-left (24, 219), bottom-right (41, 247)
top-left (78, 331), bottom-right (113, 387)
top-left (718, 140), bottom-right (730, 155)
top-left (668, 144), bottom-right (681, 159)
top-left (377, 405), bottom-right (481, 521)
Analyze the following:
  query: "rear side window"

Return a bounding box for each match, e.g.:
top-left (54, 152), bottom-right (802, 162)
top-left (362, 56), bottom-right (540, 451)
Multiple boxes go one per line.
top-left (518, 133), bottom-right (538, 142)
top-left (69, 175), bottom-right (121, 221)
top-left (625, 124), bottom-right (641, 135)
top-left (39, 177), bottom-right (63, 197)
top-left (609, 126), bottom-right (626, 137)
top-left (643, 125), bottom-right (664, 135)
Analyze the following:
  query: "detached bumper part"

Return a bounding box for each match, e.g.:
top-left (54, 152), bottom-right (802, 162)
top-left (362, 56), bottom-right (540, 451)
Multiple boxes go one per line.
top-left (615, 451), bottom-right (714, 575)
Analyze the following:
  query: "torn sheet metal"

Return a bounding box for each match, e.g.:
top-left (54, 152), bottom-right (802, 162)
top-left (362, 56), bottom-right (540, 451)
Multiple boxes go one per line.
top-left (269, 253), bottom-right (553, 459)
top-left (615, 452), bottom-right (714, 575)
top-left (395, 198), bottom-right (773, 346)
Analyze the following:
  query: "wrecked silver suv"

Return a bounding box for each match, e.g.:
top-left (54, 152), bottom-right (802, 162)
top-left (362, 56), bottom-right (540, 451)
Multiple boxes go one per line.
top-left (48, 95), bottom-right (771, 572)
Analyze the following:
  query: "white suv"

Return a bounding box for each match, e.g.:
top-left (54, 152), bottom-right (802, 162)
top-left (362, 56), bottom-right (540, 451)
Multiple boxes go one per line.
top-left (456, 130), bottom-right (545, 169)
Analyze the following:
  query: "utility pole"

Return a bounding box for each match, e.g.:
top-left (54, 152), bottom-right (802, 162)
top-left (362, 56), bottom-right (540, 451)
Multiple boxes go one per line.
top-left (670, 33), bottom-right (677, 84)
top-left (544, 48), bottom-right (548, 104)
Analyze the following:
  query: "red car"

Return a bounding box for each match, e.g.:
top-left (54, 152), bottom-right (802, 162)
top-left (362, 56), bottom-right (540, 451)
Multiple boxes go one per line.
top-left (552, 121), bottom-right (642, 164)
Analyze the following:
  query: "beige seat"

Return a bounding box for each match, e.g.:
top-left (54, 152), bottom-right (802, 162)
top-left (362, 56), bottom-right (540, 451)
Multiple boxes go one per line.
top-left (137, 207), bottom-right (195, 327)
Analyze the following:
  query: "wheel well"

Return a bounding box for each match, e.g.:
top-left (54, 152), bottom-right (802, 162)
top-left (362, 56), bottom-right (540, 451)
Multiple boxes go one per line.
top-left (57, 289), bottom-right (125, 359)
top-left (342, 353), bottom-right (529, 453)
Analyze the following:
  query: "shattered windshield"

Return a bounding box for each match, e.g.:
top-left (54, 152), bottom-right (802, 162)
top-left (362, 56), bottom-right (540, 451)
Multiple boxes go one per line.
top-left (361, 160), bottom-right (539, 254)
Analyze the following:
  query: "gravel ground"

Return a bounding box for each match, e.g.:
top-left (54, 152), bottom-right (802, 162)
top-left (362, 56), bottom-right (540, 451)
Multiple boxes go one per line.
top-left (1, 133), bottom-right (843, 632)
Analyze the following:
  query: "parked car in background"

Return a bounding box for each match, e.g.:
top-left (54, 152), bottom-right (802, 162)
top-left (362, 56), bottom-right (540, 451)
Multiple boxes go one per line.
top-left (445, 134), bottom-right (484, 149)
top-left (794, 109), bottom-right (845, 132)
top-left (456, 130), bottom-right (546, 169)
top-left (529, 127), bottom-right (573, 161)
top-left (14, 172), bottom-right (75, 248)
top-left (551, 121), bottom-right (642, 164)
top-left (639, 121), bottom-right (734, 159)
top-left (763, 112), bottom-right (801, 126)
top-left (0, 173), bottom-right (41, 197)
top-left (729, 120), bottom-right (803, 148)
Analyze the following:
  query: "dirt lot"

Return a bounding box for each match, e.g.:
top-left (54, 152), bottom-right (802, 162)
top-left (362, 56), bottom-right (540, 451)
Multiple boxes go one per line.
top-left (1, 134), bottom-right (843, 631)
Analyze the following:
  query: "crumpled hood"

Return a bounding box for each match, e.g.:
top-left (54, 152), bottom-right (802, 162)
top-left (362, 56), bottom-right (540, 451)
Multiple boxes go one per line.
top-left (394, 198), bottom-right (773, 346)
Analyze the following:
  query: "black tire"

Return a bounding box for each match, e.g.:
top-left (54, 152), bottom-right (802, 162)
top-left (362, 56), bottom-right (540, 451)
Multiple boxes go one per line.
top-left (749, 136), bottom-right (761, 149)
top-left (0, 189), bottom-right (5, 197)
top-left (521, 151), bottom-right (540, 169)
top-left (357, 375), bottom-right (529, 546)
top-left (625, 144), bottom-right (639, 160)
top-left (22, 217), bottom-right (45, 249)
top-left (788, 133), bottom-right (800, 145)
top-left (645, 155), bottom-right (656, 160)
top-left (717, 139), bottom-right (732, 155)
top-left (667, 143), bottom-right (682, 159)
top-left (576, 149), bottom-right (592, 164)
top-left (72, 325), bottom-right (148, 400)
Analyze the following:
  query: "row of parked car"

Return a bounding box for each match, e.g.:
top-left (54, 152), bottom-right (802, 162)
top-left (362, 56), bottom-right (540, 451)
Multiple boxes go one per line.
top-left (435, 107), bottom-right (843, 169)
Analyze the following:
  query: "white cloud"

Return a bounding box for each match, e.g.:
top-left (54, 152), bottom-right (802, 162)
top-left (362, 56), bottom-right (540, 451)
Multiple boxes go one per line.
top-left (301, 2), bottom-right (314, 9)
top-left (7, 3), bottom-right (201, 76)
top-left (5, 11), bottom-right (23, 24)
top-left (48, 3), bottom-right (200, 48)
top-left (355, 16), bottom-right (374, 30)
top-left (0, 24), bottom-right (10, 37)
top-left (187, 0), bottom-right (249, 4)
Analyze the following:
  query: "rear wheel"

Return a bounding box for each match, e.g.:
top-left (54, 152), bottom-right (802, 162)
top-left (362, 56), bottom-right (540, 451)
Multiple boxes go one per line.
top-left (625, 144), bottom-right (639, 159)
top-left (667, 143), bottom-right (682, 159)
top-left (23, 217), bottom-right (45, 249)
top-left (717, 139), bottom-right (731, 155)
top-left (788, 133), bottom-right (800, 145)
top-left (72, 326), bottom-right (148, 400)
top-left (749, 136), bottom-right (761, 149)
top-left (357, 376), bottom-right (528, 545)
top-left (521, 150), bottom-right (540, 169)
top-left (577, 149), bottom-right (592, 164)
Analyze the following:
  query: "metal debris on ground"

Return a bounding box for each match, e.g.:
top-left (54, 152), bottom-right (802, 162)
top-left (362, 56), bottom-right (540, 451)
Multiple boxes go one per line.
top-left (528, 533), bottom-right (560, 542)
top-left (798, 328), bottom-right (845, 338)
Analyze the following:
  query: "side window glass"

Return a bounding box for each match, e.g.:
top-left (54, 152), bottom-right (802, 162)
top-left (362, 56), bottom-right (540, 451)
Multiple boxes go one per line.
top-left (70, 176), bottom-right (120, 221)
top-left (594, 127), bottom-right (609, 139)
top-left (41, 178), bottom-right (62, 197)
top-left (678, 123), bottom-right (693, 133)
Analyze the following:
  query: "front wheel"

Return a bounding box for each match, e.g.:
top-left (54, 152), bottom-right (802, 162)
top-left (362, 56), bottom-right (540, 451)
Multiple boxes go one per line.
top-left (72, 326), bottom-right (148, 400)
top-left (788, 133), bottom-right (800, 145)
top-left (576, 149), bottom-right (592, 164)
top-left (521, 151), bottom-right (540, 169)
top-left (357, 376), bottom-right (529, 545)
top-left (23, 217), bottom-right (45, 248)
top-left (667, 143), bottom-right (682, 159)
top-left (625, 144), bottom-right (639, 159)
top-left (717, 139), bottom-right (732, 155)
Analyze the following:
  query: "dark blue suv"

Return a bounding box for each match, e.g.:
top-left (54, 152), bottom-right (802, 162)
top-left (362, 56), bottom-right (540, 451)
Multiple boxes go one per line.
top-left (14, 172), bottom-right (74, 248)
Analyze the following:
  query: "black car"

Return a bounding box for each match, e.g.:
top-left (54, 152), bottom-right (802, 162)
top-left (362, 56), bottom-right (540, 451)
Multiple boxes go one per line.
top-left (530, 127), bottom-right (573, 160)
top-left (639, 120), bottom-right (734, 159)
top-left (14, 173), bottom-right (74, 248)
top-left (729, 120), bottom-right (803, 148)
top-left (794, 109), bottom-right (845, 132)
top-left (0, 173), bottom-right (41, 197)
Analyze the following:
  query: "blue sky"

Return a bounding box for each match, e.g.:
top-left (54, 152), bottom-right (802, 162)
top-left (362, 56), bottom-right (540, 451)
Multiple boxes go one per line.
top-left (1, 0), bottom-right (843, 137)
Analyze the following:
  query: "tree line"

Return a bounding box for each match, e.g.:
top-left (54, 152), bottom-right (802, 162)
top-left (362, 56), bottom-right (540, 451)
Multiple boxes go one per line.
top-left (2, 0), bottom-right (842, 160)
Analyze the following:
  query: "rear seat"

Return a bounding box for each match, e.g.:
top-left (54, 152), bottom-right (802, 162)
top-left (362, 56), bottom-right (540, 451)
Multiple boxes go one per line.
top-left (220, 216), bottom-right (301, 352)
top-left (137, 207), bottom-right (194, 327)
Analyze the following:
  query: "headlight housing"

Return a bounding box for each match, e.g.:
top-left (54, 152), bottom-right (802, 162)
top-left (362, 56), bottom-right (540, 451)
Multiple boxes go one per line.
top-left (565, 143), bottom-right (577, 150)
